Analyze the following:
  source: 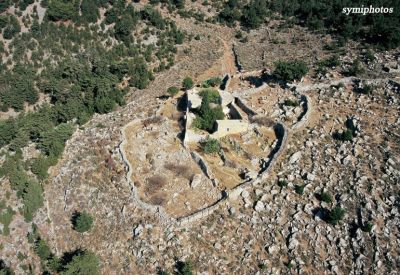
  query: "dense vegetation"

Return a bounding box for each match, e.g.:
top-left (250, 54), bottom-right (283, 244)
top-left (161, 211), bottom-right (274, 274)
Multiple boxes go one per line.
top-left (273, 60), bottom-right (308, 82)
top-left (218, 0), bottom-right (400, 49)
top-left (29, 224), bottom-right (100, 274)
top-left (192, 89), bottom-right (224, 132)
top-left (0, 0), bottom-right (185, 235)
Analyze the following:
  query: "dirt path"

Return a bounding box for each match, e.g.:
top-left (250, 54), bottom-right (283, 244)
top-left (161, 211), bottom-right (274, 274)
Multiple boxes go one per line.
top-left (219, 38), bottom-right (237, 76)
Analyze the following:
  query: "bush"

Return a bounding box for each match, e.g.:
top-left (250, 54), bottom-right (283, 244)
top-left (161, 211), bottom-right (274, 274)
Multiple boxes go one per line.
top-left (35, 239), bottom-right (52, 261)
top-left (199, 89), bottom-right (221, 104)
top-left (283, 99), bottom-right (299, 107)
top-left (273, 60), bottom-right (308, 82)
top-left (167, 86), bottom-right (179, 96)
top-left (193, 91), bottom-right (225, 132)
top-left (182, 77), bottom-right (194, 90)
top-left (341, 129), bottom-right (354, 141)
top-left (46, 0), bottom-right (76, 21)
top-left (201, 138), bottom-right (221, 154)
top-left (22, 181), bottom-right (44, 222)
top-left (176, 260), bottom-right (194, 275)
top-left (202, 77), bottom-right (222, 88)
top-left (326, 206), bottom-right (346, 225)
top-left (357, 84), bottom-right (374, 95)
top-left (361, 222), bottom-right (373, 232)
top-left (295, 185), bottom-right (305, 195)
top-left (0, 260), bottom-right (13, 275)
top-left (345, 59), bottom-right (365, 76)
top-left (72, 211), bottom-right (93, 233)
top-left (278, 180), bottom-right (288, 188)
top-left (319, 192), bottom-right (332, 203)
top-left (62, 250), bottom-right (99, 275)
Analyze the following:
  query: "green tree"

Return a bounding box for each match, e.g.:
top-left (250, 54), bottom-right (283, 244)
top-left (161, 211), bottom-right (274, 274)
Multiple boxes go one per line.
top-left (182, 77), bottom-right (194, 90)
top-left (201, 138), bottom-right (221, 154)
top-left (326, 206), bottom-right (346, 225)
top-left (273, 60), bottom-right (308, 82)
top-left (167, 86), bottom-right (179, 96)
top-left (72, 211), bottom-right (93, 233)
top-left (22, 180), bottom-right (44, 222)
top-left (62, 251), bottom-right (99, 275)
top-left (46, 0), bottom-right (76, 21)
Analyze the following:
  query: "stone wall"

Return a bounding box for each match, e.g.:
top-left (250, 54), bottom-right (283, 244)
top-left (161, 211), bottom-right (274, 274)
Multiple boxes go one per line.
top-left (235, 97), bottom-right (257, 117)
top-left (292, 95), bottom-right (311, 130)
top-left (119, 120), bottom-right (174, 225)
top-left (177, 123), bottom-right (289, 224)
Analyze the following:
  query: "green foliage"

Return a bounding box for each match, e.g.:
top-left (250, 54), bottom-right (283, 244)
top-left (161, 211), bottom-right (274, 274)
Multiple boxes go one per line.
top-left (278, 180), bottom-right (288, 188)
top-left (283, 99), bottom-right (299, 107)
top-left (72, 211), bottom-right (93, 233)
top-left (0, 260), bottom-right (14, 275)
top-left (345, 59), bottom-right (365, 76)
top-left (341, 129), bottom-right (354, 142)
top-left (80, 0), bottom-right (100, 23)
top-left (182, 77), bottom-right (194, 90)
top-left (0, 64), bottom-right (37, 111)
top-left (193, 90), bottom-right (224, 132)
top-left (61, 251), bottom-right (99, 275)
top-left (320, 192), bottom-right (332, 203)
top-left (176, 260), bottom-right (194, 275)
top-left (46, 0), bottom-right (77, 21)
top-left (202, 77), bottom-right (222, 88)
top-left (37, 123), bottom-right (74, 157)
top-left (167, 86), bottom-right (179, 96)
top-left (295, 185), bottom-right (305, 195)
top-left (35, 239), bottom-right (52, 261)
top-left (0, 201), bottom-right (15, 236)
top-left (270, 0), bottom-right (400, 50)
top-left (361, 222), bottom-right (373, 232)
top-left (1, 14), bottom-right (21, 40)
top-left (201, 138), bottom-right (221, 154)
top-left (21, 180), bottom-right (44, 222)
top-left (199, 89), bottom-right (221, 104)
top-left (326, 206), bottom-right (346, 225)
top-left (273, 60), bottom-right (308, 82)
top-left (357, 84), bottom-right (374, 95)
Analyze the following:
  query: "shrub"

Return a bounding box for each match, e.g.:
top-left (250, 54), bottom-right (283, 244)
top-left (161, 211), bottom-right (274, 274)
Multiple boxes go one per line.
top-left (201, 138), bottom-right (221, 154)
top-left (46, 0), bottom-right (76, 21)
top-left (361, 222), bottom-right (373, 232)
top-left (345, 59), bottom-right (365, 76)
top-left (0, 260), bottom-right (13, 275)
top-left (72, 211), bottom-right (93, 233)
top-left (357, 84), bottom-right (374, 95)
top-left (341, 129), bottom-right (354, 141)
top-left (0, 201), bottom-right (15, 236)
top-left (202, 77), bottom-right (222, 88)
top-left (278, 180), bottom-right (288, 188)
top-left (319, 192), bottom-right (333, 203)
top-left (167, 86), bottom-right (179, 96)
top-left (295, 185), bottom-right (305, 195)
top-left (182, 77), bottom-right (194, 90)
top-left (364, 50), bottom-right (375, 62)
top-left (176, 260), bottom-right (194, 275)
top-left (22, 181), bottom-right (44, 222)
top-left (326, 206), bottom-right (346, 225)
top-left (35, 239), bottom-right (52, 261)
top-left (283, 99), bottom-right (299, 107)
top-left (193, 90), bottom-right (224, 132)
top-left (62, 250), bottom-right (99, 275)
top-left (199, 89), bottom-right (221, 104)
top-left (273, 60), bottom-right (308, 82)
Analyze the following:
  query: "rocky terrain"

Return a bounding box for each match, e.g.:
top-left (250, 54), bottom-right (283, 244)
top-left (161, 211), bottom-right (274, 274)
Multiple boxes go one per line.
top-left (0, 1), bottom-right (399, 274)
